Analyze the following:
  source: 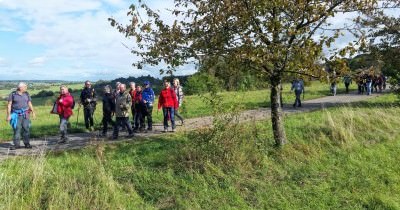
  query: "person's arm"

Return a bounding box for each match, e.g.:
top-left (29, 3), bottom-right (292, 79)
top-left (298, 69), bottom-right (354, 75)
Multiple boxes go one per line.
top-left (28, 101), bottom-right (36, 119)
top-left (92, 89), bottom-right (97, 102)
top-left (172, 89), bottom-right (178, 109)
top-left (6, 101), bottom-right (12, 122)
top-left (80, 90), bottom-right (84, 105)
top-left (179, 87), bottom-right (184, 106)
top-left (158, 94), bottom-right (162, 110)
top-left (150, 89), bottom-right (155, 103)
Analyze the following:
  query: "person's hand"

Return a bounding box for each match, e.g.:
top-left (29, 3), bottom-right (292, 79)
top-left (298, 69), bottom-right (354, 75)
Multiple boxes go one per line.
top-left (31, 112), bottom-right (37, 120)
top-left (6, 115), bottom-right (11, 122)
top-left (143, 100), bottom-right (147, 103)
top-left (59, 99), bottom-right (63, 103)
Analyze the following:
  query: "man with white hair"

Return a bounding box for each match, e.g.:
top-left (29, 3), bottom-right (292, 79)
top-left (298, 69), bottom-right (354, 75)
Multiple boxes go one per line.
top-left (6, 82), bottom-right (36, 150)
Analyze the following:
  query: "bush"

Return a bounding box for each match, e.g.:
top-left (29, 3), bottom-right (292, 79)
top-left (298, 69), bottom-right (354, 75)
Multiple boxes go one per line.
top-left (185, 73), bottom-right (224, 95)
top-left (32, 90), bottom-right (54, 98)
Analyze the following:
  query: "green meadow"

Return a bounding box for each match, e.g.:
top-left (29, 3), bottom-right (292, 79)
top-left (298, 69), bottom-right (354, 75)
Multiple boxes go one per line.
top-left (0, 92), bottom-right (398, 209)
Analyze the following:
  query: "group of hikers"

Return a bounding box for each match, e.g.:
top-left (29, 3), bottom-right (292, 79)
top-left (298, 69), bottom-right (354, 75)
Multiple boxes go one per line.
top-left (6, 73), bottom-right (387, 150)
top-left (291, 73), bottom-right (387, 108)
top-left (5, 79), bottom-right (184, 150)
top-left (329, 73), bottom-right (387, 96)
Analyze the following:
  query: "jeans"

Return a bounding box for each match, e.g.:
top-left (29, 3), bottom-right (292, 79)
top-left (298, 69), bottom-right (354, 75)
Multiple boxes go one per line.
top-left (162, 107), bottom-right (175, 129)
top-left (83, 106), bottom-right (94, 129)
top-left (113, 117), bottom-right (133, 138)
top-left (293, 90), bottom-right (302, 107)
top-left (13, 115), bottom-right (30, 146)
top-left (59, 116), bottom-right (69, 139)
top-left (366, 82), bottom-right (372, 95)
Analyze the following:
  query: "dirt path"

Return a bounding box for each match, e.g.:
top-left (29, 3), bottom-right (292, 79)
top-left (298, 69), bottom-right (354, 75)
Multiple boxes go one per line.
top-left (0, 91), bottom-right (387, 161)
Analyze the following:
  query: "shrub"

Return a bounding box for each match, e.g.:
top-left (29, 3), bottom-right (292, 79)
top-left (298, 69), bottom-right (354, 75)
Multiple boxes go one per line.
top-left (32, 90), bottom-right (54, 98)
top-left (185, 72), bottom-right (224, 95)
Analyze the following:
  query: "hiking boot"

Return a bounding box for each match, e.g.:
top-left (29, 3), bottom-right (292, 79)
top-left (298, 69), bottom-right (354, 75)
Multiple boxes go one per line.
top-left (139, 127), bottom-right (145, 132)
top-left (58, 139), bottom-right (67, 144)
top-left (162, 128), bottom-right (168, 133)
top-left (181, 120), bottom-right (184, 126)
top-left (111, 136), bottom-right (118, 140)
top-left (10, 145), bottom-right (20, 150)
top-left (24, 143), bottom-right (32, 149)
top-left (126, 133), bottom-right (135, 138)
top-left (171, 128), bottom-right (175, 132)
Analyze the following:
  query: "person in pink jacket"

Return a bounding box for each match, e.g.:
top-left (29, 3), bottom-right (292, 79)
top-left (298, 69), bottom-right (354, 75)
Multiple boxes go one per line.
top-left (56, 85), bottom-right (74, 143)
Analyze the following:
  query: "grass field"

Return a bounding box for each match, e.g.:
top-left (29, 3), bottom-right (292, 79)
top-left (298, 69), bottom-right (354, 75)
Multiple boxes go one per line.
top-left (0, 93), bottom-right (398, 209)
top-left (0, 81), bottom-right (353, 141)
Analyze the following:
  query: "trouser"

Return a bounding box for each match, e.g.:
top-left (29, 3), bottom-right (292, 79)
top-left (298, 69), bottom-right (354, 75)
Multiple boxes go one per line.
top-left (366, 82), bottom-right (372, 95)
top-left (134, 111), bottom-right (145, 129)
top-left (345, 83), bottom-right (350, 93)
top-left (113, 117), bottom-right (133, 138)
top-left (358, 84), bottom-right (364, 94)
top-left (59, 116), bottom-right (69, 140)
top-left (293, 90), bottom-right (302, 107)
top-left (163, 107), bottom-right (175, 129)
top-left (13, 115), bottom-right (30, 146)
top-left (84, 106), bottom-right (94, 129)
top-left (102, 111), bottom-right (114, 134)
top-left (331, 86), bottom-right (337, 96)
top-left (144, 106), bottom-right (153, 129)
top-left (175, 108), bottom-right (184, 123)
top-left (131, 105), bottom-right (135, 124)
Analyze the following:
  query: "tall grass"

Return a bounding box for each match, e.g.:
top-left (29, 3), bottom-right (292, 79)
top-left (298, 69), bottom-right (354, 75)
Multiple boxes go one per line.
top-left (1, 94), bottom-right (399, 209)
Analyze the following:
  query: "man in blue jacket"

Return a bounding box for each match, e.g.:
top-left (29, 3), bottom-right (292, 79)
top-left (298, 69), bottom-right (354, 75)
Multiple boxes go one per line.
top-left (141, 81), bottom-right (155, 131)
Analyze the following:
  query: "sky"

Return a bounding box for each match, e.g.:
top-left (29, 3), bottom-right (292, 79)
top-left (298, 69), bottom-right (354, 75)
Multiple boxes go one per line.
top-left (0, 0), bottom-right (195, 81)
top-left (0, 1), bottom-right (396, 81)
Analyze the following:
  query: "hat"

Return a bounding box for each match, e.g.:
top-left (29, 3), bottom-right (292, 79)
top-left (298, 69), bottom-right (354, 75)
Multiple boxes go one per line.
top-left (143, 81), bottom-right (150, 85)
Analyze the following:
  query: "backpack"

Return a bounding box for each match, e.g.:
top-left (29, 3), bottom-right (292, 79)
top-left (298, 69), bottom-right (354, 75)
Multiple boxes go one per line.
top-left (293, 81), bottom-right (302, 91)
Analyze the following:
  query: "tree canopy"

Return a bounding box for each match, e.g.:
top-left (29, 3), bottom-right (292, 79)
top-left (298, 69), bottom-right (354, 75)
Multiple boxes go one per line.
top-left (110, 0), bottom-right (399, 146)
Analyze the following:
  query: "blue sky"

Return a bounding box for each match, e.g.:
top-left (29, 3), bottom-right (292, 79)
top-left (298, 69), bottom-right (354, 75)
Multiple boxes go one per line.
top-left (0, 0), bottom-right (195, 81)
top-left (0, 1), bottom-right (396, 81)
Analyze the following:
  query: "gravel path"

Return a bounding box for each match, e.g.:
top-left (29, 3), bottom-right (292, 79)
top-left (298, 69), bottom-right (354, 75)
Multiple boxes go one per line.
top-left (0, 91), bottom-right (388, 161)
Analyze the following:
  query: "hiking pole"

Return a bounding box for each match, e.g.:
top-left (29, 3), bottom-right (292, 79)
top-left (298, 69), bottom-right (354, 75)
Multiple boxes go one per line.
top-left (75, 104), bottom-right (81, 128)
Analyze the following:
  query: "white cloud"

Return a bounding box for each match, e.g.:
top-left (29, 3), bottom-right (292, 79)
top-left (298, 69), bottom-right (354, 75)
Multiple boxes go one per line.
top-left (0, 57), bottom-right (10, 67)
top-left (28, 56), bottom-right (47, 66)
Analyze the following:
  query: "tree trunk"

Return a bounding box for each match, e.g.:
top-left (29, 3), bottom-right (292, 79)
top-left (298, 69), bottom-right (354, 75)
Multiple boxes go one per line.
top-left (270, 76), bottom-right (287, 146)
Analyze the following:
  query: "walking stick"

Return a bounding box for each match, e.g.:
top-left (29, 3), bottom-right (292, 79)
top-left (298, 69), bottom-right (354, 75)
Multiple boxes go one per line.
top-left (75, 104), bottom-right (81, 128)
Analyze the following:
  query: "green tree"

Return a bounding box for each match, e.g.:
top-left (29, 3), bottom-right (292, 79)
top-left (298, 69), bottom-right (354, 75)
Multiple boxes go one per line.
top-left (109, 0), bottom-right (398, 146)
top-left (361, 12), bottom-right (400, 93)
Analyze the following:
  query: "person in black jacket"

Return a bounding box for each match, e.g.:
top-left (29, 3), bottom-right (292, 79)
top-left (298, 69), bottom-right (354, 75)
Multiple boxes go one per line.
top-left (80, 80), bottom-right (97, 131)
top-left (101, 85), bottom-right (115, 136)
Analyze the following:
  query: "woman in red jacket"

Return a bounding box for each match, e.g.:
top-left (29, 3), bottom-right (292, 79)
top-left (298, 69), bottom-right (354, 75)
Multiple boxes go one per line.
top-left (56, 85), bottom-right (74, 143)
top-left (158, 80), bottom-right (178, 132)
